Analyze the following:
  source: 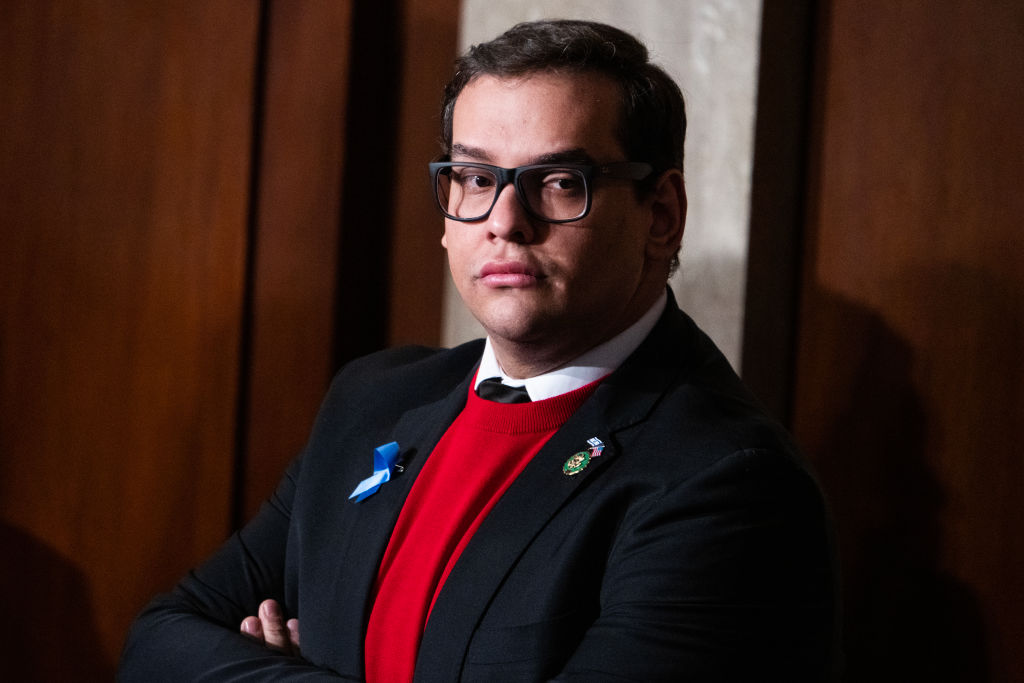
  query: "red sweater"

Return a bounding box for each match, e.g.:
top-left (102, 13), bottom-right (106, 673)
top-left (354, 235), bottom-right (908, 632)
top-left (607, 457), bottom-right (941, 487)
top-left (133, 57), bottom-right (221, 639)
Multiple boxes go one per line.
top-left (364, 377), bottom-right (599, 682)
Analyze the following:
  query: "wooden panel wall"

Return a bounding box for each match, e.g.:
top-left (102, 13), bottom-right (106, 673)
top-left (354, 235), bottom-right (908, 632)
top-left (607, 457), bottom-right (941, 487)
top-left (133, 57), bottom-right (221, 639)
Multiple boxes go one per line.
top-left (0, 3), bottom-right (259, 678)
top-left (0, 0), bottom-right (457, 678)
top-left (239, 0), bottom-right (458, 520)
top-left (388, 0), bottom-right (460, 347)
top-left (237, 1), bottom-right (354, 523)
top-left (742, 0), bottom-right (817, 422)
top-left (790, 1), bottom-right (1024, 680)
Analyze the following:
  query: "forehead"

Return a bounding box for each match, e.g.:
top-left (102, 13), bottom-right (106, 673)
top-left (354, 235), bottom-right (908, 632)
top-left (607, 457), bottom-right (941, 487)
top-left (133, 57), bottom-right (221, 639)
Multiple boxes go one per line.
top-left (451, 72), bottom-right (625, 164)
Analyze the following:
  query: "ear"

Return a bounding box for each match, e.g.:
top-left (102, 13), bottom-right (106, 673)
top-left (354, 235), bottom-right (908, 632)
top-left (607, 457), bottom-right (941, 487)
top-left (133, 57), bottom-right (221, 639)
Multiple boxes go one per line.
top-left (645, 168), bottom-right (686, 262)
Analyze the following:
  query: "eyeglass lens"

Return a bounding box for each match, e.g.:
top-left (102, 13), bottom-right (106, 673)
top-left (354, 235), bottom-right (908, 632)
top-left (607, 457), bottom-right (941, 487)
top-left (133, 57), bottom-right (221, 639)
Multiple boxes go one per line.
top-left (436, 165), bottom-right (588, 222)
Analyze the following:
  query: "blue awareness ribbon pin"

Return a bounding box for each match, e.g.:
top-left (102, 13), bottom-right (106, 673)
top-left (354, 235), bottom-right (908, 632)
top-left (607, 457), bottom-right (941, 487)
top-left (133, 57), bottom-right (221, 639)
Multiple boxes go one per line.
top-left (348, 441), bottom-right (401, 502)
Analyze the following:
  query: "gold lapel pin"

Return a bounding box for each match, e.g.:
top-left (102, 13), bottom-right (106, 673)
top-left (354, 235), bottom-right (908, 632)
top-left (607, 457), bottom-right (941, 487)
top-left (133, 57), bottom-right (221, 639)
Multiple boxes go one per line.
top-left (563, 437), bottom-right (605, 476)
top-left (562, 450), bottom-right (590, 476)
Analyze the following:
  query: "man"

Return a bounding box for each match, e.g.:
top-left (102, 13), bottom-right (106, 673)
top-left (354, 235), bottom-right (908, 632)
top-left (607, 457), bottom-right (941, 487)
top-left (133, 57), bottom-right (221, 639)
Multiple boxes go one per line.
top-left (120, 19), bottom-right (837, 681)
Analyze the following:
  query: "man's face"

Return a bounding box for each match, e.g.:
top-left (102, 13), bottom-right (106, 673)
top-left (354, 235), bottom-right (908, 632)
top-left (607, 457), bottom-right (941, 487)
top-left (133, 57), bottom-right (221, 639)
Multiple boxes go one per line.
top-left (442, 72), bottom-right (667, 375)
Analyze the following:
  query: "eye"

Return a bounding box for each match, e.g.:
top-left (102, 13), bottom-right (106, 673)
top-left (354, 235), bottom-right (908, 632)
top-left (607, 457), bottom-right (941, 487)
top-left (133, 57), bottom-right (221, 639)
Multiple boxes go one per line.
top-left (450, 167), bottom-right (495, 191)
top-left (541, 170), bottom-right (584, 193)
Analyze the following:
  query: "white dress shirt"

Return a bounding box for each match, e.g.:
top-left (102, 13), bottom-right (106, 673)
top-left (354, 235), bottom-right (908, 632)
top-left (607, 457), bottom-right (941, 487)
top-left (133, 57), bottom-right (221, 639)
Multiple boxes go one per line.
top-left (473, 290), bottom-right (667, 401)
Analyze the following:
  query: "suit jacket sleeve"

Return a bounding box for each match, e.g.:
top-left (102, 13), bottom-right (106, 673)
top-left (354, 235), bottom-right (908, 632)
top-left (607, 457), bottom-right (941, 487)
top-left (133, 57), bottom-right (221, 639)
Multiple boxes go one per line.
top-left (118, 343), bottom-right (476, 681)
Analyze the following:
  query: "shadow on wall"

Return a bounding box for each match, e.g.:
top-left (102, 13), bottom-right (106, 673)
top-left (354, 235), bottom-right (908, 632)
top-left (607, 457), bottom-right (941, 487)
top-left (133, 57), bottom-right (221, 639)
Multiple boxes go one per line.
top-left (799, 288), bottom-right (990, 682)
top-left (0, 523), bottom-right (114, 681)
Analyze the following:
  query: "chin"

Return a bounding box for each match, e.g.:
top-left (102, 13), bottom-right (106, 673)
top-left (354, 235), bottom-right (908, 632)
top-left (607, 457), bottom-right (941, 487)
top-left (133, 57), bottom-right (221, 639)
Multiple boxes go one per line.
top-left (476, 308), bottom-right (552, 345)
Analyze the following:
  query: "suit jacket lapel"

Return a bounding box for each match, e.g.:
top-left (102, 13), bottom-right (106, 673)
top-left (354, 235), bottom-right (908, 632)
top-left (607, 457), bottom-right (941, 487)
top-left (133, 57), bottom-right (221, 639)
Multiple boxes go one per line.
top-left (318, 363), bottom-right (477, 674)
top-left (415, 298), bottom-right (696, 682)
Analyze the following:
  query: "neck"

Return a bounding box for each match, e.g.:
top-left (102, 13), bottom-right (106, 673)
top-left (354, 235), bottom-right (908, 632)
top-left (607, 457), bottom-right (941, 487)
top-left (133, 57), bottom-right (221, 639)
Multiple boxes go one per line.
top-left (491, 285), bottom-right (665, 379)
top-left (490, 341), bottom-right (585, 380)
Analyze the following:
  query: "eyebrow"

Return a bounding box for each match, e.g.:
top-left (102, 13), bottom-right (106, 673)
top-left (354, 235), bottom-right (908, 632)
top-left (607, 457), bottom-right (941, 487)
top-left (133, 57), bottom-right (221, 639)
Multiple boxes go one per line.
top-left (450, 144), bottom-right (596, 166)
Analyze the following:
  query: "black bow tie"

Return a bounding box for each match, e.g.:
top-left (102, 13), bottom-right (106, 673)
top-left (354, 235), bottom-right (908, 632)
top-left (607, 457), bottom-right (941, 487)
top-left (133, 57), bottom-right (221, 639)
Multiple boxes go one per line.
top-left (477, 377), bottom-right (531, 404)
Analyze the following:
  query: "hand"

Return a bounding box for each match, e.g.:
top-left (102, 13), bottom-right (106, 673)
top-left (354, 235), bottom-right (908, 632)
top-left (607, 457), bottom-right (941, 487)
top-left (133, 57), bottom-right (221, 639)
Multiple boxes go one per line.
top-left (240, 599), bottom-right (301, 656)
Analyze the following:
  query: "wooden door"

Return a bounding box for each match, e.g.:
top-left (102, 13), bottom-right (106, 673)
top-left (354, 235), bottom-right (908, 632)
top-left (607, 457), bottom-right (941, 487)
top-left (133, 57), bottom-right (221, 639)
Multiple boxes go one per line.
top-left (1, 1), bottom-right (455, 678)
top-left (790, 1), bottom-right (1024, 680)
top-left (1, 3), bottom-right (260, 677)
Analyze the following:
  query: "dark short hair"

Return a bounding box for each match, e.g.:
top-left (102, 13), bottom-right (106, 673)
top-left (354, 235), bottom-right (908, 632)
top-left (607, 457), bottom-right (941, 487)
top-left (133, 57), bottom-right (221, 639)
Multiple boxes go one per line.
top-left (440, 19), bottom-right (686, 185)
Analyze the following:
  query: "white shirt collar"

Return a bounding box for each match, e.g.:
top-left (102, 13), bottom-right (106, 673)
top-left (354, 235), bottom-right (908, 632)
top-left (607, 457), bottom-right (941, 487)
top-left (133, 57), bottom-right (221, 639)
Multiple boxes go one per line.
top-left (474, 290), bottom-right (667, 401)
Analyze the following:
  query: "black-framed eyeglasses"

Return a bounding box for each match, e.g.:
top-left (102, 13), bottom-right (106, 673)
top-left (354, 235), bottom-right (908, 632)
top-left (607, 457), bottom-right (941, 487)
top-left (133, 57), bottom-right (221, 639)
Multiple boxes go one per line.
top-left (428, 161), bottom-right (654, 223)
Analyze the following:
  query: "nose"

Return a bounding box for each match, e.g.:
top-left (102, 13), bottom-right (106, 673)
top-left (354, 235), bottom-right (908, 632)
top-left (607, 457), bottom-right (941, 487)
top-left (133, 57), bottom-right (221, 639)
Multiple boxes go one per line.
top-left (485, 184), bottom-right (536, 243)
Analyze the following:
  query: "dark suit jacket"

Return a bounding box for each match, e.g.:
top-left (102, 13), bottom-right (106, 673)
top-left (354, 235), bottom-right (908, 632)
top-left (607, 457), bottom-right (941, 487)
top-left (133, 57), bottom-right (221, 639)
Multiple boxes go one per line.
top-left (120, 295), bottom-right (838, 681)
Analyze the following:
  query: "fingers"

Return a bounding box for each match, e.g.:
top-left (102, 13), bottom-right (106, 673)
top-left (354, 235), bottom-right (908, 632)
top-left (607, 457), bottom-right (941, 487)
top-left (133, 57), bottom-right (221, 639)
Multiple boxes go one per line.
top-left (239, 600), bottom-right (300, 656)
top-left (258, 599), bottom-right (293, 654)
top-left (240, 615), bottom-right (263, 640)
